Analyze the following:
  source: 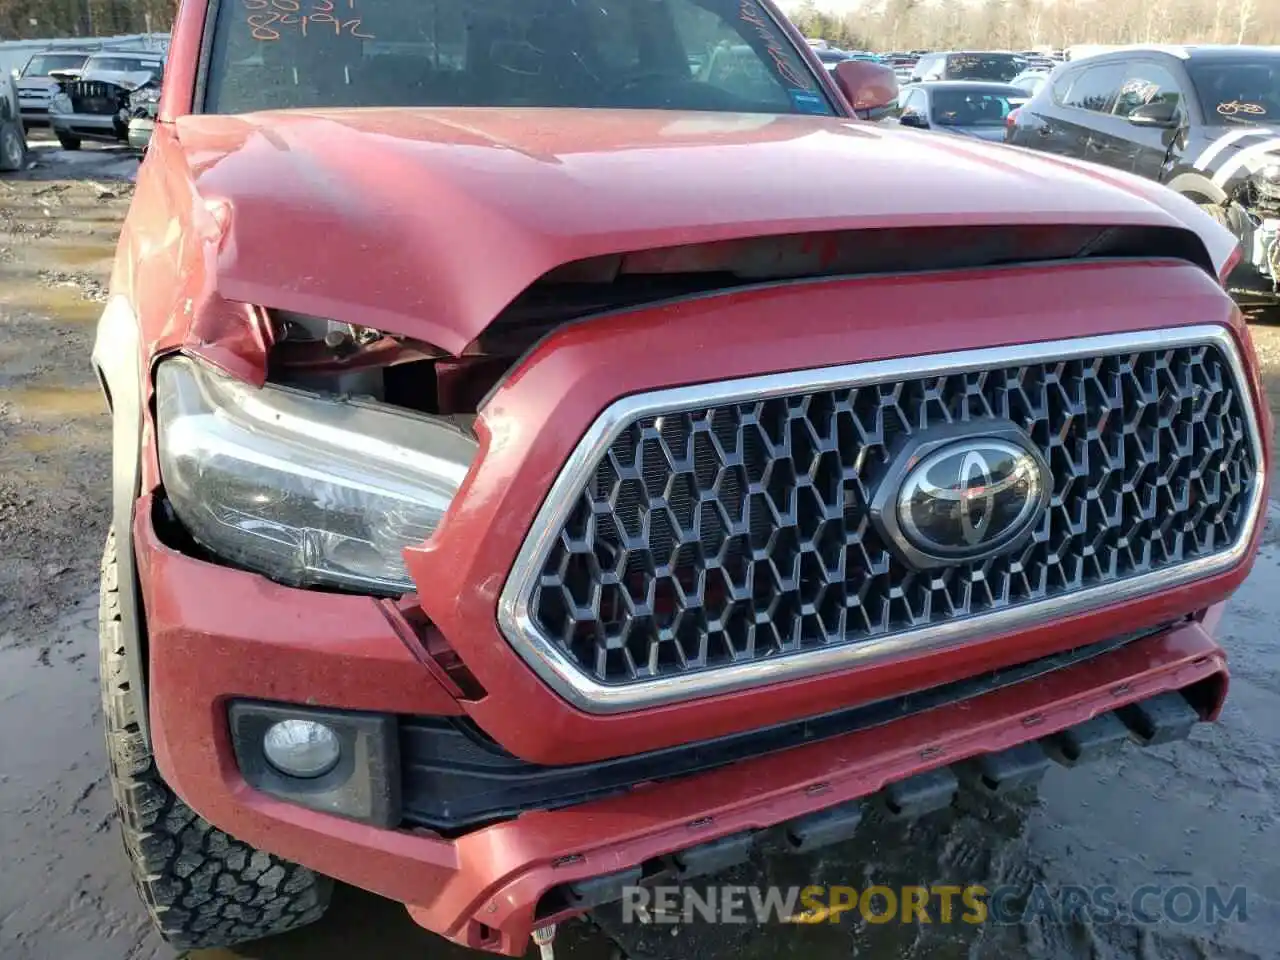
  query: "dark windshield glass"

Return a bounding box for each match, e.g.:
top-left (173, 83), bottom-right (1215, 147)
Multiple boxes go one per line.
top-left (21, 53), bottom-right (89, 77)
top-left (946, 53), bottom-right (1024, 82)
top-left (204, 0), bottom-right (833, 116)
top-left (1187, 58), bottom-right (1280, 123)
top-left (930, 88), bottom-right (1027, 126)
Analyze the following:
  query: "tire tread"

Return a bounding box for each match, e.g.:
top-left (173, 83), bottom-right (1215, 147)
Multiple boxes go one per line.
top-left (99, 528), bottom-right (331, 950)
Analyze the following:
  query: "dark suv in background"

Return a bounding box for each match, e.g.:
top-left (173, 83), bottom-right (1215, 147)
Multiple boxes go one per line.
top-left (1007, 44), bottom-right (1280, 302)
top-left (1, 68), bottom-right (29, 171)
top-left (909, 50), bottom-right (1026, 83)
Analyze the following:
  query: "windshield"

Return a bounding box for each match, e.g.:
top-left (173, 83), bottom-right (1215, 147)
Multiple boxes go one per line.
top-left (85, 55), bottom-right (164, 75)
top-left (1187, 58), bottom-right (1280, 124)
top-left (204, 0), bottom-right (834, 116)
top-left (21, 53), bottom-right (89, 78)
top-left (930, 88), bottom-right (1027, 126)
top-left (946, 53), bottom-right (1024, 82)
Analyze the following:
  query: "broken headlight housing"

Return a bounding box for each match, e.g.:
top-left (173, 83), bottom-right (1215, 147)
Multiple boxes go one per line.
top-left (128, 84), bottom-right (161, 118)
top-left (1253, 163), bottom-right (1280, 213)
top-left (155, 355), bottom-right (477, 594)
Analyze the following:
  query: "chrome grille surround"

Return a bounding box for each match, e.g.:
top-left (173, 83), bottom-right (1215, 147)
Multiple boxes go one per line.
top-left (496, 326), bottom-right (1265, 715)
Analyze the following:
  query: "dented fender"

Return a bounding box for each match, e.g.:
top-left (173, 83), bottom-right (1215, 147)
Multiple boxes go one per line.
top-left (91, 295), bottom-right (152, 746)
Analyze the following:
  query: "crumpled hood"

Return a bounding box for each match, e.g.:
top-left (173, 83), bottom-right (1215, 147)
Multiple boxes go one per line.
top-left (173, 107), bottom-right (1238, 355)
top-left (78, 69), bottom-right (156, 91)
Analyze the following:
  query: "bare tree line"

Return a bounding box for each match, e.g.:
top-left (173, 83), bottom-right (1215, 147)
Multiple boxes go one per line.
top-left (0, 0), bottom-right (173, 40)
top-left (789, 0), bottom-right (1280, 52)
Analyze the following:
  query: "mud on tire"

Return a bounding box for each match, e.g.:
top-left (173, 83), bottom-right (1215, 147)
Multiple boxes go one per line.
top-left (99, 528), bottom-right (332, 950)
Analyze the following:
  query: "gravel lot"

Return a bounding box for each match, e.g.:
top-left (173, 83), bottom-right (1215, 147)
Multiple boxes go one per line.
top-left (2, 136), bottom-right (1279, 960)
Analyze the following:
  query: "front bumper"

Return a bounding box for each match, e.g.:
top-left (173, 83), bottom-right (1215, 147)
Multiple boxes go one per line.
top-left (134, 259), bottom-right (1268, 953)
top-left (139, 500), bottom-right (1232, 954)
top-left (50, 110), bottom-right (125, 141)
top-left (19, 103), bottom-right (48, 126)
top-left (127, 117), bottom-right (154, 152)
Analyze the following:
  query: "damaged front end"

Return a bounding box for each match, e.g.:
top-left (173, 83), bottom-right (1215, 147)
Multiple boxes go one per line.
top-left (1224, 162), bottom-right (1280, 299)
top-left (151, 219), bottom-right (1235, 599)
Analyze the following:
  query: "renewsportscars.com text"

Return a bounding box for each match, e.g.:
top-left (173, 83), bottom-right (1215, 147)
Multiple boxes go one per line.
top-left (620, 883), bottom-right (1249, 927)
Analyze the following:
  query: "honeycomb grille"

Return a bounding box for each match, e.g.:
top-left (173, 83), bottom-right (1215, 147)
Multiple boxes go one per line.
top-left (527, 342), bottom-right (1258, 688)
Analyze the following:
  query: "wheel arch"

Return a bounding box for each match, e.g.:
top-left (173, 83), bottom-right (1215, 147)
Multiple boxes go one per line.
top-left (1166, 171), bottom-right (1232, 205)
top-left (92, 295), bottom-right (151, 748)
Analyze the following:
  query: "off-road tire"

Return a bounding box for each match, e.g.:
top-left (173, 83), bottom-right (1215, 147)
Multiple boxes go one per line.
top-left (0, 120), bottom-right (25, 172)
top-left (99, 528), bottom-right (332, 950)
top-left (56, 132), bottom-right (81, 151)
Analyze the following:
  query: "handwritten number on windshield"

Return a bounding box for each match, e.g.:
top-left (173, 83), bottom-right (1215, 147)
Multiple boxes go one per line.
top-left (738, 0), bottom-right (813, 91)
top-left (1217, 100), bottom-right (1266, 116)
top-left (243, 0), bottom-right (373, 41)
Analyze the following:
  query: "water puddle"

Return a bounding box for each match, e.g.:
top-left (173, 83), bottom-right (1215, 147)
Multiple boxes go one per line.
top-left (45, 243), bottom-right (116, 268)
top-left (0, 384), bottom-right (105, 420)
top-left (0, 285), bottom-right (103, 324)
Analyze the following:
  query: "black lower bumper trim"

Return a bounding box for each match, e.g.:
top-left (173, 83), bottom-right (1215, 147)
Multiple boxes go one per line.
top-left (555, 680), bottom-right (1214, 925)
top-left (400, 626), bottom-right (1173, 833)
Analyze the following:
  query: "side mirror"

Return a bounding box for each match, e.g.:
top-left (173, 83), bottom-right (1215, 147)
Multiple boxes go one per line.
top-left (899, 111), bottom-right (929, 129)
top-left (832, 59), bottom-right (899, 118)
top-left (1127, 101), bottom-right (1180, 129)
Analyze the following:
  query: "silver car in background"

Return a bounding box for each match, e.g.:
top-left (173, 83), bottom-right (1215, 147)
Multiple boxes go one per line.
top-left (47, 51), bottom-right (164, 151)
top-left (14, 50), bottom-right (91, 129)
top-left (1009, 68), bottom-right (1051, 95)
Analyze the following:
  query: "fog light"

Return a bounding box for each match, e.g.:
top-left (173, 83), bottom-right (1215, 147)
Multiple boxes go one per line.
top-left (262, 719), bottom-right (341, 779)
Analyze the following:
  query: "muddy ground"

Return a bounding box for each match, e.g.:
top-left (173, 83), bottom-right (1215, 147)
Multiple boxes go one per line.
top-left (2, 133), bottom-right (1280, 960)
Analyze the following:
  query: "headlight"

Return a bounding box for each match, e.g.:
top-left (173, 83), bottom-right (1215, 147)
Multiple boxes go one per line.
top-left (48, 92), bottom-right (71, 114)
top-left (156, 355), bottom-right (477, 594)
top-left (130, 86), bottom-right (160, 107)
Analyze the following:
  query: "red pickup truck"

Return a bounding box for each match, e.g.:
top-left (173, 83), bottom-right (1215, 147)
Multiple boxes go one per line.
top-left (93, 0), bottom-right (1268, 954)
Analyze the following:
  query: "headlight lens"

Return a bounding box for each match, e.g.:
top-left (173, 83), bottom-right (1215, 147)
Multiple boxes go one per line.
top-left (156, 356), bottom-right (477, 594)
top-left (129, 86), bottom-right (160, 108)
top-left (49, 93), bottom-right (71, 114)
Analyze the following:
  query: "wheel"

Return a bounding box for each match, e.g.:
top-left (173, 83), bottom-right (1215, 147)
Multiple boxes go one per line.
top-left (56, 132), bottom-right (82, 151)
top-left (1197, 200), bottom-right (1234, 232)
top-left (99, 528), bottom-right (332, 949)
top-left (0, 120), bottom-right (25, 172)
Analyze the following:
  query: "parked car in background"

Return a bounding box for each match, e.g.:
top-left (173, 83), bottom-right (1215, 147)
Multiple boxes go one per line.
top-left (887, 81), bottom-right (1031, 141)
top-left (14, 49), bottom-right (91, 129)
top-left (47, 50), bottom-right (165, 150)
top-left (95, 1), bottom-right (1264, 957)
top-left (1010, 68), bottom-right (1053, 95)
top-left (1018, 51), bottom-right (1058, 72)
top-left (1, 67), bottom-right (29, 171)
top-left (815, 47), bottom-right (853, 71)
top-left (884, 54), bottom-right (918, 83)
top-left (910, 51), bottom-right (1027, 83)
top-left (1006, 44), bottom-right (1280, 302)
